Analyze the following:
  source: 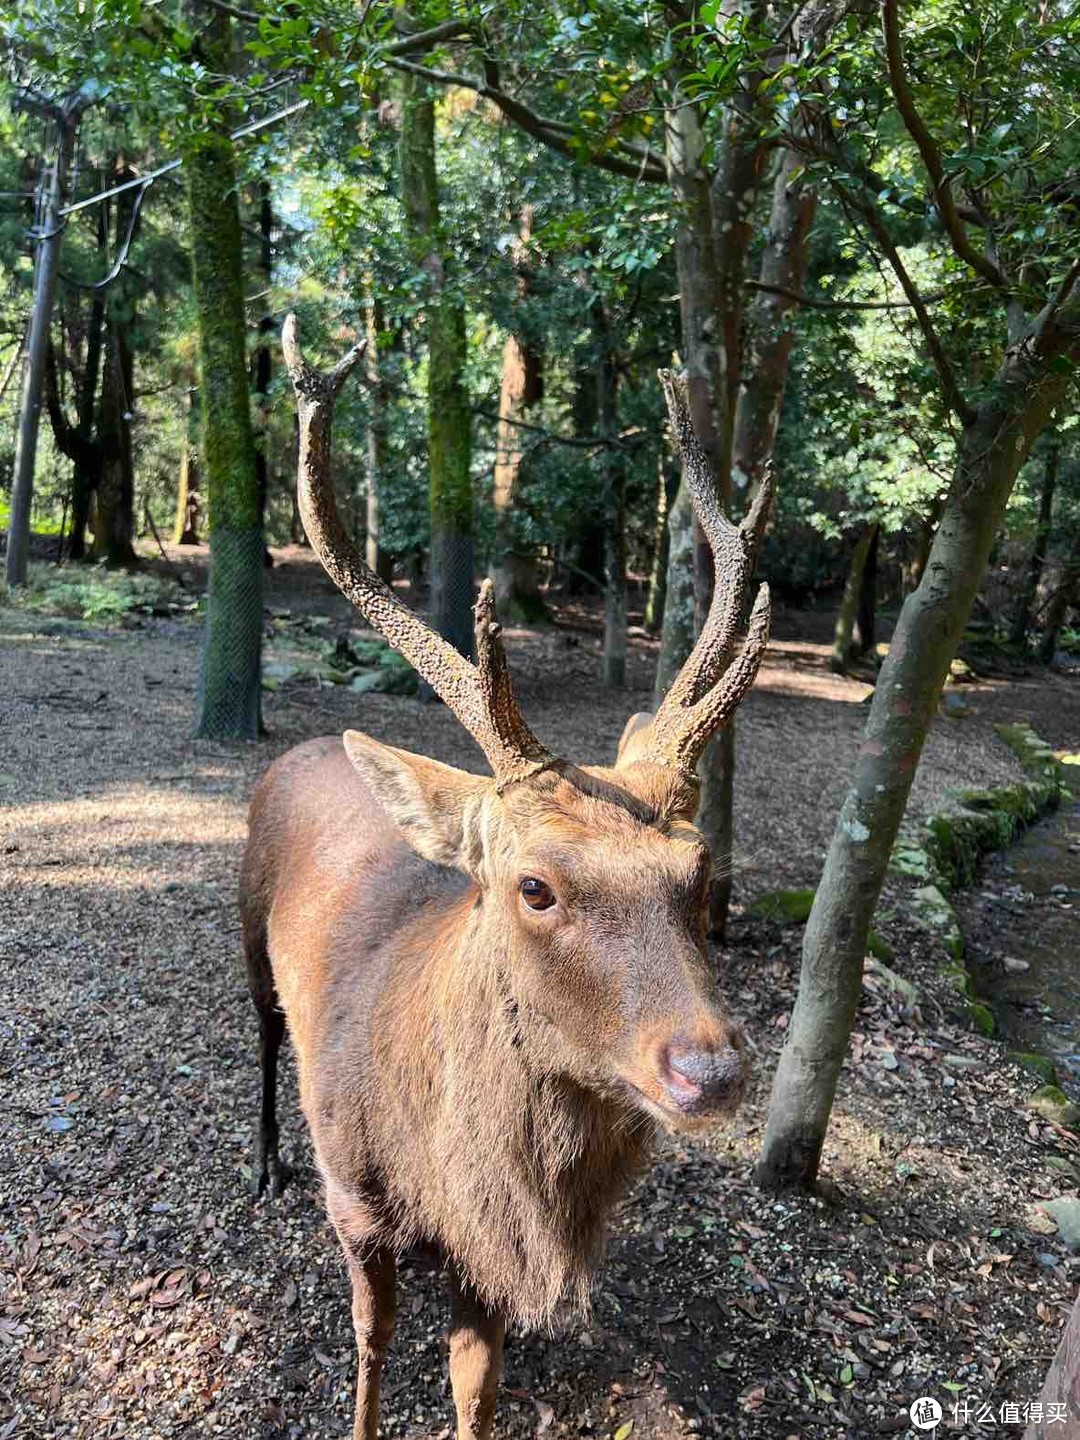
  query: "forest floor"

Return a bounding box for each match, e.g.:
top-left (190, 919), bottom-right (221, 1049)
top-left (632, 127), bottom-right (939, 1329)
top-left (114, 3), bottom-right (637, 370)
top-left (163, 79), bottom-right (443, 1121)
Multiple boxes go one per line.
top-left (3, 543), bottom-right (1080, 1440)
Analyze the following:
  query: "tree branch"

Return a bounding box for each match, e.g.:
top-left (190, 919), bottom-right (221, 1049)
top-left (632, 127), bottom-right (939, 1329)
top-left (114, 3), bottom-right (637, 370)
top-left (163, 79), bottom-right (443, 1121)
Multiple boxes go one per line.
top-left (881, 0), bottom-right (1006, 289)
top-left (381, 56), bottom-right (667, 184)
top-left (833, 179), bottom-right (977, 426)
top-left (746, 278), bottom-right (943, 311)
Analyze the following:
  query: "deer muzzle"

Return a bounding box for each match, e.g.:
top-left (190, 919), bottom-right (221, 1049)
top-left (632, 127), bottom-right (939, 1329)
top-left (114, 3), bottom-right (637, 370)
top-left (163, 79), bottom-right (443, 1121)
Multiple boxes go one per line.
top-left (655, 1030), bottom-right (748, 1118)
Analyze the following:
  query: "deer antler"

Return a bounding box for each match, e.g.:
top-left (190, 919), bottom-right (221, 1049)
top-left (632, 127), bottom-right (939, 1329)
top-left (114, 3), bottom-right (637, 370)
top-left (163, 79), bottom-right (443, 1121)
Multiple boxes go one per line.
top-left (637, 370), bottom-right (774, 777)
top-left (283, 313), bottom-right (558, 790)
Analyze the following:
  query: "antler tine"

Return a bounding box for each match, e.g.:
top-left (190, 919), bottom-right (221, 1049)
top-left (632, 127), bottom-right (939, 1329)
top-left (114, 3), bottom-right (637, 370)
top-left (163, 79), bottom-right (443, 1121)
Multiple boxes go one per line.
top-left (284, 314), bottom-right (556, 790)
top-left (642, 369), bottom-right (773, 775)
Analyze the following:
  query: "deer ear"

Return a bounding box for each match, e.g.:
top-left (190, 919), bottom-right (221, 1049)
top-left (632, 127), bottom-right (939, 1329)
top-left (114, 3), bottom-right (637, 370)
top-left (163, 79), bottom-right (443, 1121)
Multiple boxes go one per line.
top-left (342, 731), bottom-right (495, 872)
top-left (615, 711), bottom-right (656, 768)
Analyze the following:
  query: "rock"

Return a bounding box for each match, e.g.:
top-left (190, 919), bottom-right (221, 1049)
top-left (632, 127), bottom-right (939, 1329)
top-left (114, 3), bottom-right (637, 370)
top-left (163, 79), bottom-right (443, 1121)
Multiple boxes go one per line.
top-left (1007, 1052), bottom-right (1057, 1085)
top-left (1039, 1197), bottom-right (1080, 1251)
top-left (1050, 883), bottom-right (1070, 896)
top-left (864, 957), bottom-right (919, 1011)
top-left (940, 690), bottom-right (970, 717)
top-left (1002, 956), bottom-right (1030, 974)
top-left (967, 1000), bottom-right (996, 1037)
top-left (944, 1053), bottom-right (984, 1071)
top-left (1026, 1086), bottom-right (1080, 1129)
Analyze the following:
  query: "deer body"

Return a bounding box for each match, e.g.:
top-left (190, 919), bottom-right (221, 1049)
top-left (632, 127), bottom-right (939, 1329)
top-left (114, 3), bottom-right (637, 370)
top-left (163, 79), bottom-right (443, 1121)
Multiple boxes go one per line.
top-left (242, 320), bottom-right (774, 1439)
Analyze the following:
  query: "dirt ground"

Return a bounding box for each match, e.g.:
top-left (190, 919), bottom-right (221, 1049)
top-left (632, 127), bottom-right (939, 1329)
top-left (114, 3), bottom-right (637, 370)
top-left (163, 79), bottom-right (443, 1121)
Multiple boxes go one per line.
top-left (3, 545), bottom-right (1080, 1440)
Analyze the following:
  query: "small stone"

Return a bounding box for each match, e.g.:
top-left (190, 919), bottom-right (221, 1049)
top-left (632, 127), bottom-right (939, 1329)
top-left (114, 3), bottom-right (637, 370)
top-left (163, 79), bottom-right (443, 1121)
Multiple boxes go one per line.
top-left (1002, 956), bottom-right (1030, 974)
top-left (1050, 883), bottom-right (1069, 896)
top-left (1035, 1252), bottom-right (1061, 1267)
top-left (1039, 1198), bottom-right (1080, 1251)
top-left (944, 1053), bottom-right (984, 1070)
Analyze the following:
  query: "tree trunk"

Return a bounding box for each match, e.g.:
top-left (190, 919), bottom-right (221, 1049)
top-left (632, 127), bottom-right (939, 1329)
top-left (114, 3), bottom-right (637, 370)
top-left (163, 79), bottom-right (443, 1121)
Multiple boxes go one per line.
top-left (1010, 439), bottom-right (1059, 646)
top-left (758, 316), bottom-right (1074, 1193)
top-left (1037, 529), bottom-right (1080, 664)
top-left (830, 527), bottom-right (874, 674)
top-left (185, 43), bottom-right (263, 740)
top-left (92, 318), bottom-right (136, 566)
top-left (492, 207), bottom-right (545, 622)
top-left (644, 454), bottom-right (676, 634)
top-left (595, 302), bottom-right (627, 687)
top-left (174, 384), bottom-right (200, 544)
top-left (400, 76), bottom-right (473, 660)
top-left (1024, 1287), bottom-right (1080, 1439)
top-left (363, 288), bottom-right (394, 582)
top-left (253, 176), bottom-right (274, 527)
top-left (731, 148), bottom-right (816, 497)
top-left (654, 477), bottom-right (695, 702)
top-left (44, 336), bottom-right (102, 557)
top-left (853, 523), bottom-right (879, 658)
top-left (6, 113), bottom-right (77, 585)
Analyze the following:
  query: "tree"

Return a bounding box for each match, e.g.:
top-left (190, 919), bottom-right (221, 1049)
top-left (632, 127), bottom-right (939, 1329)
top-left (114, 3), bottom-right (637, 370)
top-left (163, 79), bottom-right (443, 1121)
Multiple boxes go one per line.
top-left (399, 73), bottom-right (473, 661)
top-left (758, 0), bottom-right (1080, 1190)
top-left (185, 3), bottom-right (263, 739)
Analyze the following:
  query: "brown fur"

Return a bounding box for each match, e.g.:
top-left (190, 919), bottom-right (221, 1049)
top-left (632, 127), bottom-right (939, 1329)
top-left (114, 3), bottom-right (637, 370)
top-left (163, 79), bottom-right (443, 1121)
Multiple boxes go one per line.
top-left (242, 728), bottom-right (746, 1431)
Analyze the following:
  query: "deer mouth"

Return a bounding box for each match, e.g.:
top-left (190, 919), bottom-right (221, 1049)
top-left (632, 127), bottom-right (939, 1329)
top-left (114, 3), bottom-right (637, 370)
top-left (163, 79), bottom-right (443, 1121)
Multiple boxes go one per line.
top-left (620, 1064), bottom-right (746, 1130)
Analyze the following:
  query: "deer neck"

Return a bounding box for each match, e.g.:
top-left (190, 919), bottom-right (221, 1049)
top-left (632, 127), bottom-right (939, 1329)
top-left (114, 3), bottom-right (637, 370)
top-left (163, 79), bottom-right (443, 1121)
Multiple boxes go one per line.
top-left (376, 884), bottom-right (653, 1325)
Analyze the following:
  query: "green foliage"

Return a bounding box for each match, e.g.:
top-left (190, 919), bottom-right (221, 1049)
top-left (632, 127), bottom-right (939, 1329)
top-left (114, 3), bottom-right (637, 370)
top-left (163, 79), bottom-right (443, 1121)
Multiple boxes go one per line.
top-left (4, 562), bottom-right (190, 622)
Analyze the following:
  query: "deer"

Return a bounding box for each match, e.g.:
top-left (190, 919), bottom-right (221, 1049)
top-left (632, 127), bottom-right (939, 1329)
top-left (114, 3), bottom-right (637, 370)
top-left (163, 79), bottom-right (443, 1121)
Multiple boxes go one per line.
top-left (239, 312), bottom-right (774, 1440)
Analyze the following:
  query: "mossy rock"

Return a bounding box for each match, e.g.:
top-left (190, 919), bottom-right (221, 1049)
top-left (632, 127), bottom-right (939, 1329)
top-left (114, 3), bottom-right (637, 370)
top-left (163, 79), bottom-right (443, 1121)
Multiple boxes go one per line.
top-left (1026, 1085), bottom-right (1080, 1129)
top-left (864, 957), bottom-right (918, 1010)
top-left (1007, 1052), bottom-right (1058, 1085)
top-left (866, 930), bottom-right (895, 962)
top-left (889, 843), bottom-right (935, 882)
top-left (966, 1000), bottom-right (996, 1037)
top-left (910, 885), bottom-right (964, 960)
top-left (748, 888), bottom-right (815, 924)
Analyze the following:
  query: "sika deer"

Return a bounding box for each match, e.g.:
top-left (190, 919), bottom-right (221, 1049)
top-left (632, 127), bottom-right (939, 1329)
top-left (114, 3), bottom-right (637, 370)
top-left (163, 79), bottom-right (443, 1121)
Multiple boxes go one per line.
top-left (240, 315), bottom-right (773, 1440)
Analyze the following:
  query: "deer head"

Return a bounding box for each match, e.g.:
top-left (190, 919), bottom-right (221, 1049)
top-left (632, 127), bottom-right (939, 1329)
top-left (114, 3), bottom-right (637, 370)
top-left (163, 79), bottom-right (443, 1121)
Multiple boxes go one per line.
top-left (283, 315), bottom-right (773, 1128)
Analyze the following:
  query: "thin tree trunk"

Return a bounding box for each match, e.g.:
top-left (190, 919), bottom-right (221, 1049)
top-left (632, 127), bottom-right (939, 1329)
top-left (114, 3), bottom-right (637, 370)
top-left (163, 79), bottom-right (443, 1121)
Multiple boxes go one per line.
top-left (400, 75), bottom-right (473, 660)
top-left (6, 113), bottom-right (77, 585)
top-left (174, 383), bottom-right (200, 544)
top-left (1037, 530), bottom-right (1080, 664)
top-left (185, 8), bottom-right (263, 740)
top-left (731, 148), bottom-right (816, 497)
top-left (758, 309), bottom-right (1076, 1193)
top-left (363, 288), bottom-right (394, 582)
top-left (853, 523), bottom-right (879, 658)
top-left (644, 454), bottom-right (675, 634)
top-left (492, 207), bottom-right (545, 622)
top-left (830, 527), bottom-right (874, 674)
top-left (595, 302), bottom-right (627, 687)
top-left (1010, 439), bottom-right (1059, 645)
top-left (654, 477), bottom-right (695, 703)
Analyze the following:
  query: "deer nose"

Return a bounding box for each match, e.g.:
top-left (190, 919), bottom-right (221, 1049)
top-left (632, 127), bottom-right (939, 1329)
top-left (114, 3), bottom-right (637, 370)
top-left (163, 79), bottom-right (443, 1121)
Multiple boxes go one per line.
top-left (660, 1036), bottom-right (747, 1114)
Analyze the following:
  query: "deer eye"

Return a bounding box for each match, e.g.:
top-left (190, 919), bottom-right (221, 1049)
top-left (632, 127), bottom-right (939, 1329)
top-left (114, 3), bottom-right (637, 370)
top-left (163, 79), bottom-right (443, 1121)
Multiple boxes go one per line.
top-left (520, 877), bottom-right (556, 911)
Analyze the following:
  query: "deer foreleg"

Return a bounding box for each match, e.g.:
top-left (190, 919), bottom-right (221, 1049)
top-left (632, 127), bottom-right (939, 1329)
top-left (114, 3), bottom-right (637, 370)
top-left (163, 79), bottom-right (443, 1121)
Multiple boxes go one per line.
top-left (448, 1265), bottom-right (505, 1440)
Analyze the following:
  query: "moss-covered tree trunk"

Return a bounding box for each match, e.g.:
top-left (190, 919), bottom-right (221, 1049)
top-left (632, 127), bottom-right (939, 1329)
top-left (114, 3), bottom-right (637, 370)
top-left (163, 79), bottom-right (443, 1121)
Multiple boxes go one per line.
top-left (186, 105), bottom-right (263, 738)
top-left (400, 76), bottom-right (473, 660)
top-left (758, 301), bottom-right (1079, 1192)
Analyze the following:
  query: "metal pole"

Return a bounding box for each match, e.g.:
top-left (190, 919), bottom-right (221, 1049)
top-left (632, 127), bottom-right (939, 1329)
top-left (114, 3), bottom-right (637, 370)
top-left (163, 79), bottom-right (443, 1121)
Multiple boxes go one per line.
top-left (5, 117), bottom-right (76, 586)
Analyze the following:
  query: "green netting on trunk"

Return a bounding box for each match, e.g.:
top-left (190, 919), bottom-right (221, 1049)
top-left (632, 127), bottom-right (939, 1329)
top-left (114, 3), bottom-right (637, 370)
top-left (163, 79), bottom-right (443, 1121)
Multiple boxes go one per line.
top-left (196, 522), bottom-right (264, 740)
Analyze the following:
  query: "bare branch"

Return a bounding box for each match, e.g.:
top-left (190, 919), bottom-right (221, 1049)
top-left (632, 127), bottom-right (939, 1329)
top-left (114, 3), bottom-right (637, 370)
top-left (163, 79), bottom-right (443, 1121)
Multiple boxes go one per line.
top-left (833, 179), bottom-right (977, 426)
top-left (746, 278), bottom-right (944, 311)
top-left (881, 0), bottom-right (1006, 289)
top-left (381, 57), bottom-right (668, 185)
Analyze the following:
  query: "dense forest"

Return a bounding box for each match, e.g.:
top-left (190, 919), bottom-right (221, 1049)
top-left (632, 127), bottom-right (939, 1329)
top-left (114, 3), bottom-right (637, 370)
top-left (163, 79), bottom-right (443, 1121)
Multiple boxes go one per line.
top-left (3, 1), bottom-right (1080, 1436)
